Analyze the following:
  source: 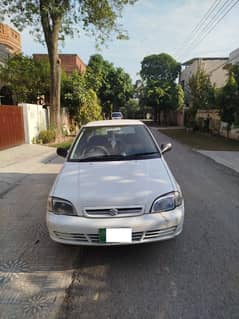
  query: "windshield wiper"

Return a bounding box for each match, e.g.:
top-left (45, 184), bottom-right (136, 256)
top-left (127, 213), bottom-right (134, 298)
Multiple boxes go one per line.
top-left (75, 152), bottom-right (160, 162)
top-left (78, 154), bottom-right (125, 162)
top-left (125, 151), bottom-right (160, 159)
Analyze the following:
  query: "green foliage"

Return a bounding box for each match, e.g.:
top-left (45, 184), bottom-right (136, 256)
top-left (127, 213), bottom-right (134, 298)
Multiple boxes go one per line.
top-left (123, 98), bottom-right (140, 118)
top-left (177, 84), bottom-right (184, 110)
top-left (140, 53), bottom-right (181, 83)
top-left (61, 71), bottom-right (102, 124)
top-left (86, 54), bottom-right (105, 92)
top-left (61, 53), bottom-right (134, 124)
top-left (86, 54), bottom-right (134, 117)
top-left (78, 89), bottom-right (102, 124)
top-left (37, 129), bottom-right (56, 144)
top-left (188, 69), bottom-right (215, 113)
top-left (0, 0), bottom-right (137, 137)
top-left (139, 53), bottom-right (182, 122)
top-left (0, 0), bottom-right (137, 46)
top-left (217, 72), bottom-right (238, 130)
top-left (0, 54), bottom-right (50, 103)
top-left (61, 71), bottom-right (86, 119)
top-left (50, 139), bottom-right (73, 149)
top-left (228, 65), bottom-right (239, 125)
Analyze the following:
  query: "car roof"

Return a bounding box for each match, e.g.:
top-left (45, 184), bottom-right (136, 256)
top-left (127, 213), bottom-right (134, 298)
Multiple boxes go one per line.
top-left (84, 119), bottom-right (144, 127)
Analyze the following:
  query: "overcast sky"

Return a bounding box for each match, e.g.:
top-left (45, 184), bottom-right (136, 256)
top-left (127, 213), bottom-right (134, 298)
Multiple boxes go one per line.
top-left (20, 0), bottom-right (239, 82)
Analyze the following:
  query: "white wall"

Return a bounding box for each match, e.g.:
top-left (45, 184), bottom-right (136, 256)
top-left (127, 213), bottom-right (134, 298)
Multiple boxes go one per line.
top-left (19, 103), bottom-right (49, 144)
top-left (220, 121), bottom-right (239, 141)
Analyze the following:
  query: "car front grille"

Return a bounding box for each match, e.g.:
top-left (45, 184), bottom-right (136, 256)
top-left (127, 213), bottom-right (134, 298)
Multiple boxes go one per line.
top-left (53, 226), bottom-right (177, 244)
top-left (144, 226), bottom-right (177, 239)
top-left (53, 231), bottom-right (88, 242)
top-left (84, 206), bottom-right (144, 218)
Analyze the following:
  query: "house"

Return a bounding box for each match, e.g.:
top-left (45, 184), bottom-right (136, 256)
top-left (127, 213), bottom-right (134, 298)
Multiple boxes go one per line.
top-left (0, 23), bottom-right (21, 65)
top-left (33, 53), bottom-right (86, 74)
top-left (180, 57), bottom-right (228, 104)
top-left (0, 23), bottom-right (22, 105)
top-left (228, 48), bottom-right (239, 65)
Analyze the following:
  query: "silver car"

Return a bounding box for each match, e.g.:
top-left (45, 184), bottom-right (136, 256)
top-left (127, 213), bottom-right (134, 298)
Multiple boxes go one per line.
top-left (46, 120), bottom-right (184, 245)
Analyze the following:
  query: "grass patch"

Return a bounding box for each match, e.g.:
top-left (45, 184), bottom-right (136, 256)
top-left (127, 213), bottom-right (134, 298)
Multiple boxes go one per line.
top-left (159, 129), bottom-right (239, 151)
top-left (49, 138), bottom-right (74, 149)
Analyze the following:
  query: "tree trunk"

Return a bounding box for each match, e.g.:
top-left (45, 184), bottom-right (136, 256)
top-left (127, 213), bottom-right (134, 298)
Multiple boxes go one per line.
top-left (40, 1), bottom-right (62, 141)
top-left (49, 50), bottom-right (62, 140)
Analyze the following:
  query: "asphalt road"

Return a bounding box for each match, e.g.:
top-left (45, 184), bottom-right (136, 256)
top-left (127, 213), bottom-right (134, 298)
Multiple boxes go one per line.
top-left (0, 129), bottom-right (239, 319)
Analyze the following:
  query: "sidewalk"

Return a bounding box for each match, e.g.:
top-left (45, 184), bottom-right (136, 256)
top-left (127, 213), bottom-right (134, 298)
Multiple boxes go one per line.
top-left (197, 150), bottom-right (239, 174)
top-left (0, 144), bottom-right (59, 168)
top-left (0, 144), bottom-right (63, 197)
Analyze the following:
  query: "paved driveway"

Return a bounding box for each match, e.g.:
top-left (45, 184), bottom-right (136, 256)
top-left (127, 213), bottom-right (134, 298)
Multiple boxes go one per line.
top-left (0, 133), bottom-right (239, 319)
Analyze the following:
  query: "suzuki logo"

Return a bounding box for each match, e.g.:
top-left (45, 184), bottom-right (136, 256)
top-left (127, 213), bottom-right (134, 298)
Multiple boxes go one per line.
top-left (109, 208), bottom-right (118, 216)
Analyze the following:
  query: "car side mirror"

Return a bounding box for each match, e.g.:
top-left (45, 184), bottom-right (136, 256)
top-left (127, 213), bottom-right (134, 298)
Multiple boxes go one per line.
top-left (57, 147), bottom-right (68, 158)
top-left (160, 143), bottom-right (172, 154)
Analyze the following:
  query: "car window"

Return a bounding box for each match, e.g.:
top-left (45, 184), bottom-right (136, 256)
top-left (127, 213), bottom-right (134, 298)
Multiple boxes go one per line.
top-left (69, 125), bottom-right (159, 161)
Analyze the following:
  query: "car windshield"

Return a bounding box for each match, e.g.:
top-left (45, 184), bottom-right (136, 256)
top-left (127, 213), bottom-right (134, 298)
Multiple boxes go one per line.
top-left (69, 125), bottom-right (160, 161)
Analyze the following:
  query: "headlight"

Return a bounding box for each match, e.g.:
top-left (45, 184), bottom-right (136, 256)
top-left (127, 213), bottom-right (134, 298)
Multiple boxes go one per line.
top-left (151, 191), bottom-right (183, 213)
top-left (47, 197), bottom-right (76, 216)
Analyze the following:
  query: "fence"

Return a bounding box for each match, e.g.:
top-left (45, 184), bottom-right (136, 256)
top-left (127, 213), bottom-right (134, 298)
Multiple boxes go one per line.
top-left (159, 110), bottom-right (184, 126)
top-left (196, 109), bottom-right (239, 140)
top-left (0, 105), bottom-right (25, 150)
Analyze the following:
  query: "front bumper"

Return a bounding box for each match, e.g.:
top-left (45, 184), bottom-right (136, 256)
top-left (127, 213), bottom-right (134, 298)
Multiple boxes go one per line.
top-left (46, 206), bottom-right (184, 246)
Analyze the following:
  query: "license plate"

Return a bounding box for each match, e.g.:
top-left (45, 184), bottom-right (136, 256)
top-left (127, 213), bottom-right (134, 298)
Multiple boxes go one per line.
top-left (99, 228), bottom-right (132, 243)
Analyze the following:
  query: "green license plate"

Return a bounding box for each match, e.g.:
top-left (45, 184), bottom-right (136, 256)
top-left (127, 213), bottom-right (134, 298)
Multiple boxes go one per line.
top-left (99, 228), bottom-right (106, 243)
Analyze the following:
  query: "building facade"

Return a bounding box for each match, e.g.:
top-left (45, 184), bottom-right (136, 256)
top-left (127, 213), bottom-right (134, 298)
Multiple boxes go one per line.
top-left (0, 23), bottom-right (21, 65)
top-left (228, 48), bottom-right (239, 65)
top-left (0, 23), bottom-right (22, 104)
top-left (180, 57), bottom-right (228, 103)
top-left (33, 54), bottom-right (86, 74)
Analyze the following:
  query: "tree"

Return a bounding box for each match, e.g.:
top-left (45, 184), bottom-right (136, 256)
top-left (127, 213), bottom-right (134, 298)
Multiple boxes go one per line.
top-left (0, 0), bottom-right (137, 139)
top-left (107, 67), bottom-right (133, 111)
top-left (86, 54), bottom-right (105, 93)
top-left (188, 68), bottom-right (215, 114)
top-left (0, 54), bottom-right (50, 103)
top-left (78, 89), bottom-right (102, 125)
top-left (61, 70), bottom-right (102, 125)
top-left (177, 84), bottom-right (184, 111)
top-left (230, 64), bottom-right (239, 125)
top-left (140, 53), bottom-right (181, 83)
top-left (122, 98), bottom-right (140, 118)
top-left (86, 54), bottom-right (133, 117)
top-left (61, 70), bottom-right (85, 120)
top-left (139, 53), bottom-right (181, 123)
top-left (217, 73), bottom-right (238, 137)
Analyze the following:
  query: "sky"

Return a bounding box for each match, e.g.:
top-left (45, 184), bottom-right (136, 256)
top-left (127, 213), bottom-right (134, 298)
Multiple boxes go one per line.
top-left (18, 0), bottom-right (239, 82)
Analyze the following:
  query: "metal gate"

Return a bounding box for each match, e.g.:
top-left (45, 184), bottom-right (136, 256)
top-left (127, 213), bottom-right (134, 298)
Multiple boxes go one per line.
top-left (0, 105), bottom-right (25, 150)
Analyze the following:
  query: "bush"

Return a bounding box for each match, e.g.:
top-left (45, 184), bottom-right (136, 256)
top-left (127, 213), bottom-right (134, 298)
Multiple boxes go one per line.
top-left (78, 89), bottom-right (102, 125)
top-left (37, 129), bottom-right (56, 144)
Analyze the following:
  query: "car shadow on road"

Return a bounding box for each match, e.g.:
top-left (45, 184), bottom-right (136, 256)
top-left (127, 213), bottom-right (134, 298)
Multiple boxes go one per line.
top-left (57, 238), bottom-right (182, 319)
top-left (40, 153), bottom-right (65, 165)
